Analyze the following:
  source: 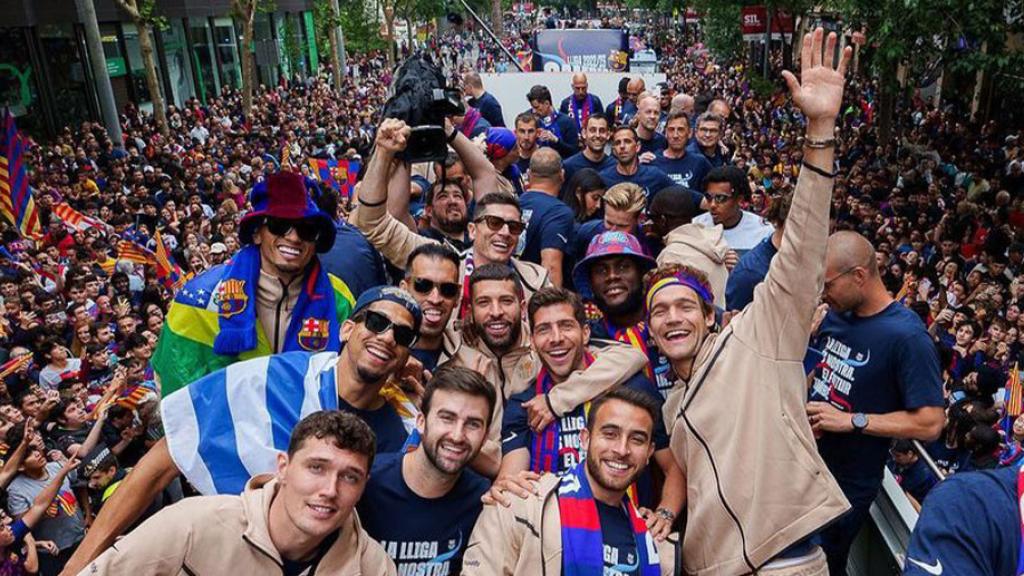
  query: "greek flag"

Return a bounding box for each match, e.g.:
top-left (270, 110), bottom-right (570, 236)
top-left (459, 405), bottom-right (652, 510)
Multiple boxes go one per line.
top-left (161, 351), bottom-right (340, 495)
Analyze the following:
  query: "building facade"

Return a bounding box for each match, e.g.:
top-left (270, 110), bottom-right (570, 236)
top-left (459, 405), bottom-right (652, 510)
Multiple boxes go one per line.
top-left (0, 0), bottom-right (320, 137)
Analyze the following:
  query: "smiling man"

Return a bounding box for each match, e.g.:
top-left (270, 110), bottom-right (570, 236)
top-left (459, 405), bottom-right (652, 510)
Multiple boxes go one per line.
top-left (81, 411), bottom-right (395, 575)
top-left (152, 171), bottom-right (356, 396)
top-left (357, 367), bottom-right (494, 575)
top-left (600, 126), bottom-right (676, 205)
top-left (64, 288), bottom-right (424, 573)
top-left (645, 29), bottom-right (854, 575)
top-left (496, 287), bottom-right (683, 529)
top-left (464, 387), bottom-right (681, 575)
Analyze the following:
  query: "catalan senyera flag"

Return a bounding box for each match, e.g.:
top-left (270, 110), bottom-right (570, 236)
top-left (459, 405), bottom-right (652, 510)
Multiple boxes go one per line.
top-left (0, 110), bottom-right (41, 239)
top-left (1005, 362), bottom-right (1022, 417)
top-left (116, 239), bottom-right (155, 265)
top-left (53, 202), bottom-right (107, 233)
top-left (308, 158), bottom-right (360, 200)
top-left (153, 229), bottom-right (186, 291)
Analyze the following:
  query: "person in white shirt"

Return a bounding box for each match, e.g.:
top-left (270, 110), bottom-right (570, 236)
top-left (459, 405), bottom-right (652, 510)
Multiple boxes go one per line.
top-left (694, 165), bottom-right (773, 255)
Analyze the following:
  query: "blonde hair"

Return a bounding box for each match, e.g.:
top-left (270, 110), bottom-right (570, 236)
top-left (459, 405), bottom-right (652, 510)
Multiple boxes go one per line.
top-left (603, 183), bottom-right (646, 215)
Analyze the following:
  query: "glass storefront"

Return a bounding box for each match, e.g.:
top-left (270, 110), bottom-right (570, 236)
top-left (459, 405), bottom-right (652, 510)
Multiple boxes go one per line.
top-left (0, 27), bottom-right (41, 134)
top-left (189, 19), bottom-right (218, 103)
top-left (38, 23), bottom-right (90, 132)
top-left (253, 12), bottom-right (279, 88)
top-left (213, 17), bottom-right (241, 90)
top-left (160, 20), bottom-right (196, 107)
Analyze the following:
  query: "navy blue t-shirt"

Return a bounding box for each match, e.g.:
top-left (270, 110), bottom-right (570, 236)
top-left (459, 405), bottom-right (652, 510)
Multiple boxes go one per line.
top-left (606, 100), bottom-right (637, 126)
top-left (562, 152), bottom-right (615, 187)
top-left (502, 372), bottom-right (669, 507)
top-left (925, 440), bottom-right (971, 475)
top-left (537, 112), bottom-right (580, 158)
top-left (652, 151), bottom-right (713, 192)
top-left (904, 466), bottom-right (1018, 576)
top-left (725, 236), bottom-right (777, 311)
top-left (337, 397), bottom-right (408, 453)
top-left (807, 303), bottom-right (944, 507)
top-left (595, 501), bottom-right (640, 574)
top-left (410, 347), bottom-right (443, 373)
top-left (470, 91), bottom-right (505, 127)
top-left (599, 165), bottom-right (677, 205)
top-left (517, 191), bottom-right (575, 266)
top-left (888, 457), bottom-right (938, 503)
top-left (639, 133), bottom-right (668, 155)
top-left (357, 452), bottom-right (489, 575)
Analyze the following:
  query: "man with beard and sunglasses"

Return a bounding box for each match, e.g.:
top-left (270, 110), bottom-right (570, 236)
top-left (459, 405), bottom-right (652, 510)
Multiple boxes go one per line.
top-left (399, 243), bottom-right (461, 373)
top-left (63, 288), bottom-right (424, 574)
top-left (151, 171), bottom-right (357, 396)
top-left (357, 366), bottom-right (495, 575)
top-left (464, 387), bottom-right (681, 575)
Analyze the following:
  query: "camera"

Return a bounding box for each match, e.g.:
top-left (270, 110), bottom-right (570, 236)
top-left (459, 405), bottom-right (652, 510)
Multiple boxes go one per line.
top-left (381, 55), bottom-right (464, 163)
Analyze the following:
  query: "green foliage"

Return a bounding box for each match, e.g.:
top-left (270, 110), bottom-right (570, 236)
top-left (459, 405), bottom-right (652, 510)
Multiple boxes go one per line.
top-left (336, 0), bottom-right (388, 54)
top-left (694, 0), bottom-right (744, 62)
top-left (136, 0), bottom-right (169, 31)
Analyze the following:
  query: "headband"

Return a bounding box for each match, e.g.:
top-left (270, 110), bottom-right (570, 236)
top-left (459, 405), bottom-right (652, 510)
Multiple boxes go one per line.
top-left (646, 272), bottom-right (715, 312)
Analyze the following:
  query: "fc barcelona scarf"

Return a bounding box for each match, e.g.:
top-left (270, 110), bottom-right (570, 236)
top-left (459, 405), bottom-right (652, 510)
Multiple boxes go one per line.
top-left (570, 95), bottom-right (593, 132)
top-left (558, 460), bottom-right (660, 576)
top-left (213, 245), bottom-right (340, 355)
top-left (531, 352), bottom-right (594, 473)
top-left (605, 319), bottom-right (654, 380)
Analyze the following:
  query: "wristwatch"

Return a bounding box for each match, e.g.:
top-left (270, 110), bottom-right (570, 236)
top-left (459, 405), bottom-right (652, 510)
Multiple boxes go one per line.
top-left (851, 413), bottom-right (869, 433)
top-left (655, 507), bottom-right (676, 522)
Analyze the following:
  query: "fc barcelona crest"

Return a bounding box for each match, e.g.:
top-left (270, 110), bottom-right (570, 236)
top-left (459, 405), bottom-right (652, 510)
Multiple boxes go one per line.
top-left (216, 279), bottom-right (249, 318)
top-left (298, 317), bottom-right (330, 351)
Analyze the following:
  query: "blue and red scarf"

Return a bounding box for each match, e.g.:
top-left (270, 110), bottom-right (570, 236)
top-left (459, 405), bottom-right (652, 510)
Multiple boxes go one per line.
top-left (460, 108), bottom-right (483, 137)
top-left (558, 460), bottom-right (660, 576)
top-left (213, 245), bottom-right (340, 355)
top-left (531, 351), bottom-right (594, 473)
top-left (570, 95), bottom-right (593, 132)
top-left (604, 319), bottom-right (654, 380)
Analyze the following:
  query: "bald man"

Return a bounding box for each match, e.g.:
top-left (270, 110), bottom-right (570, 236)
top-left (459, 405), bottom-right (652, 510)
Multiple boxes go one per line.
top-left (669, 93), bottom-right (696, 119)
top-left (807, 230), bottom-right (945, 574)
top-left (559, 73), bottom-right (604, 134)
top-left (519, 148), bottom-right (575, 286)
top-left (464, 71), bottom-right (505, 127)
top-left (635, 94), bottom-right (667, 154)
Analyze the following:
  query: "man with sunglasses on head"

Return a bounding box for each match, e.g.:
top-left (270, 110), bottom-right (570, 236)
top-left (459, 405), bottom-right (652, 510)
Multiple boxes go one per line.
top-left (64, 287), bottom-right (423, 574)
top-left (693, 165), bottom-right (774, 256)
top-left (151, 171), bottom-right (357, 396)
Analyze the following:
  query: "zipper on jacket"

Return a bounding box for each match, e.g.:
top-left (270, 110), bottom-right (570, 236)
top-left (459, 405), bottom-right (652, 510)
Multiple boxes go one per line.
top-left (242, 534), bottom-right (284, 570)
top-left (676, 330), bottom-right (757, 572)
top-left (273, 278), bottom-right (288, 353)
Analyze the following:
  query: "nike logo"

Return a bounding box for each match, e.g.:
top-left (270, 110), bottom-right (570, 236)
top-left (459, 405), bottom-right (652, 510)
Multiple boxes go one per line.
top-left (907, 557), bottom-right (942, 575)
top-left (502, 431), bottom-right (518, 443)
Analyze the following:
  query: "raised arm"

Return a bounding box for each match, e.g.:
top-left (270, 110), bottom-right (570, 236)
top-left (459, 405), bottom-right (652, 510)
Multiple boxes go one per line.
top-left (20, 455), bottom-right (79, 531)
top-left (735, 29), bottom-right (852, 361)
top-left (59, 438), bottom-right (179, 576)
top-left (446, 120), bottom-right (500, 199)
top-left (386, 161), bottom-right (418, 231)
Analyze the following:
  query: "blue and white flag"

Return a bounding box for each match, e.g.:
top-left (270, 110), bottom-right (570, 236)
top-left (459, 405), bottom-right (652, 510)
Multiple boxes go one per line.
top-left (161, 351), bottom-right (340, 495)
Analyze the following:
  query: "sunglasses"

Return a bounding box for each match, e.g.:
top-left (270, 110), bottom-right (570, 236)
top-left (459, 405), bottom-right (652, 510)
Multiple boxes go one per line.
top-left (264, 217), bottom-right (320, 243)
top-left (360, 309), bottom-right (418, 348)
top-left (474, 215), bottom-right (525, 236)
top-left (411, 277), bottom-right (460, 299)
top-left (704, 193), bottom-right (734, 205)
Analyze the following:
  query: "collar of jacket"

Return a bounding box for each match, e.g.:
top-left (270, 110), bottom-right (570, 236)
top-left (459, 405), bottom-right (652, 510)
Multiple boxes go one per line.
top-left (241, 474), bottom-right (366, 573)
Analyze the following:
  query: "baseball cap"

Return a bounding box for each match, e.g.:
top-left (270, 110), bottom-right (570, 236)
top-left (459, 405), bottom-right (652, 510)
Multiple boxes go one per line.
top-left (352, 286), bottom-right (422, 334)
top-left (209, 242), bottom-right (227, 255)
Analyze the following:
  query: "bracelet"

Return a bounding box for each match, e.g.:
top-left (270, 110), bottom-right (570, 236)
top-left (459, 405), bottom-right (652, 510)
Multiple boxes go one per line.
top-left (446, 129), bottom-right (459, 143)
top-left (655, 507), bottom-right (676, 521)
top-left (803, 137), bottom-right (837, 149)
top-left (801, 160), bottom-right (837, 179)
top-left (359, 196), bottom-right (387, 208)
top-left (543, 392), bottom-right (558, 418)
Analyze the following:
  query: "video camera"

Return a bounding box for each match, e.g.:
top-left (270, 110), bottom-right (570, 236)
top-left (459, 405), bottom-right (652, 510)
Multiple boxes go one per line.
top-left (380, 55), bottom-right (464, 163)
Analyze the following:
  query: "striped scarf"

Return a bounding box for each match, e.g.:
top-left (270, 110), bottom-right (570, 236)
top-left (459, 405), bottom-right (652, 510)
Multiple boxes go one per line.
top-left (605, 319), bottom-right (654, 380)
top-left (558, 460), bottom-right (660, 576)
top-left (531, 351), bottom-right (594, 473)
top-left (570, 95), bottom-right (593, 132)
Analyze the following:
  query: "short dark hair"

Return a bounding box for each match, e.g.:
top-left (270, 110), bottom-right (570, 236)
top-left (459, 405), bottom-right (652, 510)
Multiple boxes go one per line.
top-left (582, 112), bottom-right (609, 129)
top-left (287, 411), bottom-right (377, 471)
top-left (514, 112), bottom-right (538, 129)
top-left (468, 263), bottom-right (523, 304)
top-left (421, 365), bottom-right (497, 427)
top-left (406, 243), bottom-right (461, 276)
top-left (585, 387), bottom-right (660, 437)
top-left (891, 439), bottom-right (915, 454)
top-left (526, 85), bottom-right (552, 104)
top-left (473, 192), bottom-right (521, 220)
top-left (665, 109), bottom-right (691, 126)
top-left (527, 287), bottom-right (585, 329)
top-left (611, 125), bottom-right (638, 141)
top-left (704, 166), bottom-right (751, 200)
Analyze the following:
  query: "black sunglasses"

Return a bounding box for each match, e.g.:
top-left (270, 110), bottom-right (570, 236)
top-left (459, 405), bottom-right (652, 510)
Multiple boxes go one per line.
top-left (359, 309), bottom-right (418, 348)
top-left (264, 217), bottom-right (320, 243)
top-left (411, 277), bottom-right (460, 299)
top-left (474, 214), bottom-right (525, 236)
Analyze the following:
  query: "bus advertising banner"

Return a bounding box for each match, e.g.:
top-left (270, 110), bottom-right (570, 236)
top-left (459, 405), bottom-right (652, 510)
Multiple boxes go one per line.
top-left (532, 29), bottom-right (629, 72)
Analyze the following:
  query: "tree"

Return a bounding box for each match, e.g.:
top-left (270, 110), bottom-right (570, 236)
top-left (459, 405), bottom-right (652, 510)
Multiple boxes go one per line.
top-left (231, 0), bottom-right (274, 122)
top-left (112, 0), bottom-right (168, 137)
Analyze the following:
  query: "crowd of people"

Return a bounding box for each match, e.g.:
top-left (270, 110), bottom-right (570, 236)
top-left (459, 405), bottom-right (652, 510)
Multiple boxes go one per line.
top-left (0, 8), bottom-right (1018, 576)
